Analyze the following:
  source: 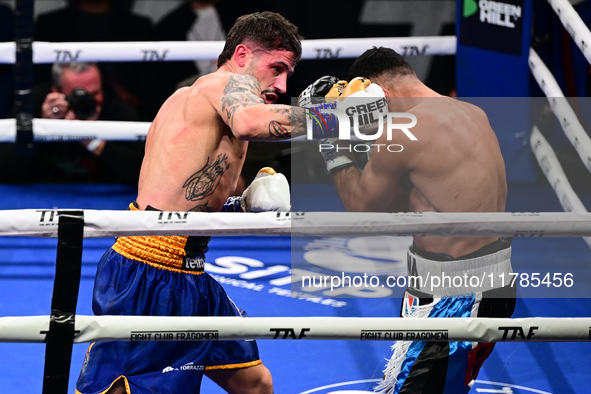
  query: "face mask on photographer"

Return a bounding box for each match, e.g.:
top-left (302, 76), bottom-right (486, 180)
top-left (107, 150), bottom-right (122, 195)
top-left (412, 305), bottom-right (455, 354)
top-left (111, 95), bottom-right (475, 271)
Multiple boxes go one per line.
top-left (52, 64), bottom-right (104, 120)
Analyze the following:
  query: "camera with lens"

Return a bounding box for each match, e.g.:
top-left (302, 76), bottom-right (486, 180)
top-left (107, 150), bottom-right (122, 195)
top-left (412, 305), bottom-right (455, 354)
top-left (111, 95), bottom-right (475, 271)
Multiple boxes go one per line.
top-left (65, 88), bottom-right (97, 120)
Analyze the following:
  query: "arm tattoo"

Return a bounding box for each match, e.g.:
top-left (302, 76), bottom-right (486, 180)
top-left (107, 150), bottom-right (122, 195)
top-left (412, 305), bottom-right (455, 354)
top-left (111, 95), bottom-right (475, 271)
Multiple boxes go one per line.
top-left (183, 153), bottom-right (228, 202)
top-left (290, 107), bottom-right (307, 135)
top-left (271, 107), bottom-right (292, 121)
top-left (269, 120), bottom-right (289, 138)
top-left (221, 74), bottom-right (264, 128)
top-left (267, 107), bottom-right (293, 138)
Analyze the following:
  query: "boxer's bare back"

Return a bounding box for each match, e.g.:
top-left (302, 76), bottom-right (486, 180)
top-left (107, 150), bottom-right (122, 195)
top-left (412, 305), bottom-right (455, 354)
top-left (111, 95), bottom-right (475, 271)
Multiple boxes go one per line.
top-left (136, 48), bottom-right (301, 213)
top-left (335, 92), bottom-right (506, 258)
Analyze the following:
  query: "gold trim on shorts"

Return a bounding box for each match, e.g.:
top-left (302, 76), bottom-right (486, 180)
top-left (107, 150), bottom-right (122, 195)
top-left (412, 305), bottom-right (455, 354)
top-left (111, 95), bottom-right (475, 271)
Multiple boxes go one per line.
top-left (205, 359), bottom-right (262, 370)
top-left (111, 203), bottom-right (204, 275)
top-left (75, 376), bottom-right (130, 394)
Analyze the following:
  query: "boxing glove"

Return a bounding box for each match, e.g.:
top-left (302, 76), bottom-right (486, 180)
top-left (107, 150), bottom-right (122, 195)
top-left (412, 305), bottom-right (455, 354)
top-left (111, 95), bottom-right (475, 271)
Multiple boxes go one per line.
top-left (223, 168), bottom-right (290, 212)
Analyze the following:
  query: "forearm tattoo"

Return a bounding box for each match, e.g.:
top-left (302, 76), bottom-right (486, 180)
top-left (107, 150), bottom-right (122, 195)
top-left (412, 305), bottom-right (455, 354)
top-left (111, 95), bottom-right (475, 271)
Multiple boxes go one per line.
top-left (290, 107), bottom-right (307, 135)
top-left (269, 120), bottom-right (289, 138)
top-left (183, 153), bottom-right (228, 202)
top-left (221, 75), bottom-right (264, 128)
top-left (267, 107), bottom-right (294, 138)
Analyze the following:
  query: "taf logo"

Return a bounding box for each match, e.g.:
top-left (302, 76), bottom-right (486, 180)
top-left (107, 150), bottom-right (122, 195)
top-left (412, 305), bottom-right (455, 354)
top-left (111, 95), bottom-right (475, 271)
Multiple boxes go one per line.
top-left (54, 50), bottom-right (81, 62)
top-left (314, 48), bottom-right (343, 59)
top-left (142, 50), bottom-right (169, 61)
top-left (401, 45), bottom-right (429, 56)
top-left (498, 326), bottom-right (538, 340)
top-left (270, 328), bottom-right (310, 339)
top-left (37, 210), bottom-right (59, 226)
top-left (157, 212), bottom-right (189, 224)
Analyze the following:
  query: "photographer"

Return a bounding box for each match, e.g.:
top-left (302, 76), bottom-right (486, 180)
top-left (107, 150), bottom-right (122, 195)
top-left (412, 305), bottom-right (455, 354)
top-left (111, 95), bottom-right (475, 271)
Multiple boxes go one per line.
top-left (32, 62), bottom-right (145, 184)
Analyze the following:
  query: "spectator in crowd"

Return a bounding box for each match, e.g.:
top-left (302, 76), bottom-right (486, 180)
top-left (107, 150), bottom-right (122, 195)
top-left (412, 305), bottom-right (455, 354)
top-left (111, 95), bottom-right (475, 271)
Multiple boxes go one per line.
top-left (0, 4), bottom-right (13, 119)
top-left (154, 0), bottom-right (225, 103)
top-left (24, 62), bottom-right (144, 184)
top-left (34, 0), bottom-right (157, 120)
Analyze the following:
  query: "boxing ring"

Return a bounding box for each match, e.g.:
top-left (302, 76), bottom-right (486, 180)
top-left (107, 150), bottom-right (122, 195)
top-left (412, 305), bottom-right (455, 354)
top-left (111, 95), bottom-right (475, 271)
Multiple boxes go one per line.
top-left (1, 185), bottom-right (590, 394)
top-left (1, 1), bottom-right (591, 393)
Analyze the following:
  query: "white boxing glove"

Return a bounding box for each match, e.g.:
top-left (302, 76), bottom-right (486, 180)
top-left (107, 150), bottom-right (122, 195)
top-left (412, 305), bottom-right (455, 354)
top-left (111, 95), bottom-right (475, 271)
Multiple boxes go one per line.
top-left (317, 136), bottom-right (355, 175)
top-left (240, 167), bottom-right (291, 212)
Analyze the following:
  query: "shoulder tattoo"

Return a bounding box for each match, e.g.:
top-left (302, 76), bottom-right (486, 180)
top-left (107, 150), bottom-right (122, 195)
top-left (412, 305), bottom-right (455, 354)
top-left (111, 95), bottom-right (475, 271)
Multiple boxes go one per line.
top-left (221, 74), bottom-right (264, 128)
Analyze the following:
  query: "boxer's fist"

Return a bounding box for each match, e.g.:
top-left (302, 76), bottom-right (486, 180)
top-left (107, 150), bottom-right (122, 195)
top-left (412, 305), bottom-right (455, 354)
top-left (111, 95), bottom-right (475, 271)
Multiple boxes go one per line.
top-left (241, 167), bottom-right (290, 212)
top-left (338, 77), bottom-right (386, 134)
top-left (299, 75), bottom-right (346, 107)
top-left (339, 77), bottom-right (386, 101)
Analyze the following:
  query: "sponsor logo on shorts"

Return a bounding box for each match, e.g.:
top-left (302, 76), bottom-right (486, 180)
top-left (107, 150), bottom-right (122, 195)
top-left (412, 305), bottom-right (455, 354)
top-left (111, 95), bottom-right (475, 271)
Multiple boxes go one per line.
top-left (184, 256), bottom-right (205, 271)
top-left (179, 362), bottom-right (205, 371)
top-left (162, 362), bottom-right (205, 374)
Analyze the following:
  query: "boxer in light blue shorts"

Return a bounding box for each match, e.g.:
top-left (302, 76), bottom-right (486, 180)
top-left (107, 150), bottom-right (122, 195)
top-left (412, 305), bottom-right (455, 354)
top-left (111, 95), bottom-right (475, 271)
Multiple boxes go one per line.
top-left (376, 237), bottom-right (516, 394)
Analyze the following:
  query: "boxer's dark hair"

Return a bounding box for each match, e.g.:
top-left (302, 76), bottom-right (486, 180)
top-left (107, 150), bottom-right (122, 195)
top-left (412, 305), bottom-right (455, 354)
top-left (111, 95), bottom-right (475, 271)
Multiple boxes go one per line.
top-left (348, 47), bottom-right (415, 81)
top-left (217, 12), bottom-right (302, 68)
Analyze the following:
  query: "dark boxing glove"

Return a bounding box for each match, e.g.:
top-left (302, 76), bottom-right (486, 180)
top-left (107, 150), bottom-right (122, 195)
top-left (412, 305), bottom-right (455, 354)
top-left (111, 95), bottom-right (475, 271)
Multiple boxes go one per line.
top-left (299, 75), bottom-right (343, 107)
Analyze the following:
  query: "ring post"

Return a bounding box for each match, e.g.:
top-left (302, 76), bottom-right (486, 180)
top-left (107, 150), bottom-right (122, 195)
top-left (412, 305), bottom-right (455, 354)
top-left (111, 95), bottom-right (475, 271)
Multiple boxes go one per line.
top-left (42, 211), bottom-right (84, 394)
top-left (13, 0), bottom-right (34, 156)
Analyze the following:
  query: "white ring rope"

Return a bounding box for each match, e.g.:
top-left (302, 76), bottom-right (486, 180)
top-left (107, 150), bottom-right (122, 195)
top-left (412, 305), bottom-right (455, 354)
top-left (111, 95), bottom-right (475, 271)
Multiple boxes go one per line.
top-left (0, 36), bottom-right (457, 64)
top-left (530, 126), bottom-right (591, 249)
top-left (0, 118), bottom-right (150, 142)
top-left (547, 0), bottom-right (591, 66)
top-left (2, 210), bottom-right (591, 238)
top-left (0, 35), bottom-right (454, 143)
top-left (529, 47), bottom-right (591, 174)
top-left (0, 119), bottom-right (366, 143)
top-left (0, 315), bottom-right (589, 343)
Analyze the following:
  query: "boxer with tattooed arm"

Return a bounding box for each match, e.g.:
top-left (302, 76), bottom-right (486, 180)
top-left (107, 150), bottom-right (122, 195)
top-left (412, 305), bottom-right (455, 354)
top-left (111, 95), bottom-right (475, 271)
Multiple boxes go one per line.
top-left (77, 12), bottom-right (303, 394)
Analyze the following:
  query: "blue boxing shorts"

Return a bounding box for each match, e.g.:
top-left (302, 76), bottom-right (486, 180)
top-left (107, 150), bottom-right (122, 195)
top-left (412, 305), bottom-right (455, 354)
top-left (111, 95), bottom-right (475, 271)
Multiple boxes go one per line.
top-left (76, 204), bottom-right (260, 394)
top-left (375, 237), bottom-right (516, 394)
